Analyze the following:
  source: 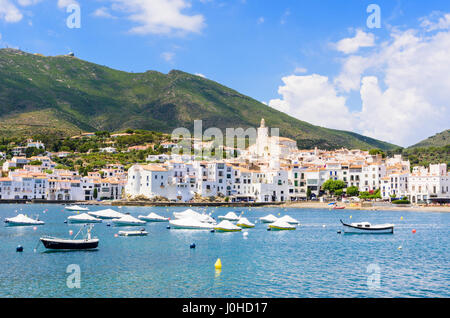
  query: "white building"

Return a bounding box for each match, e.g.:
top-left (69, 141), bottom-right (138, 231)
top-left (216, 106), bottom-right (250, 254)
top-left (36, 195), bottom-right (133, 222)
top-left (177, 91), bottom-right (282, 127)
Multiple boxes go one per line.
top-left (408, 164), bottom-right (450, 203)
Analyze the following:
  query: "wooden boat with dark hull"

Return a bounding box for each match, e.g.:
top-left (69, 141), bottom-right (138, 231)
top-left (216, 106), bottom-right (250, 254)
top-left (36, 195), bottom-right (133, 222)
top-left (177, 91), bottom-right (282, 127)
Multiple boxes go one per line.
top-left (40, 224), bottom-right (99, 250)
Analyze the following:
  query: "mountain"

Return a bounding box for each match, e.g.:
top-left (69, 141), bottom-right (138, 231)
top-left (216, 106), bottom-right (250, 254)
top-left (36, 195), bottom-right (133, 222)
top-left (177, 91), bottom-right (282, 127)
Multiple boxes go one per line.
top-left (0, 48), bottom-right (398, 150)
top-left (409, 129), bottom-right (450, 148)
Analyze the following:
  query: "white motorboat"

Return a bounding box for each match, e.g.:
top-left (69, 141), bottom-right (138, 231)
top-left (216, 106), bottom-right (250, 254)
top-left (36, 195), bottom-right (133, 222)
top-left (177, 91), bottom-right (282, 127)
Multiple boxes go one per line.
top-left (268, 219), bottom-right (296, 231)
top-left (67, 213), bottom-right (102, 224)
top-left (138, 212), bottom-right (169, 222)
top-left (169, 217), bottom-right (214, 230)
top-left (4, 214), bottom-right (45, 226)
top-left (214, 220), bottom-right (242, 232)
top-left (278, 215), bottom-right (300, 225)
top-left (65, 205), bottom-right (89, 211)
top-left (112, 215), bottom-right (147, 226)
top-left (118, 229), bottom-right (148, 236)
top-left (173, 209), bottom-right (216, 224)
top-left (236, 217), bottom-right (255, 228)
top-left (260, 214), bottom-right (278, 223)
top-left (88, 209), bottom-right (126, 219)
top-left (340, 220), bottom-right (394, 234)
top-left (218, 212), bottom-right (240, 221)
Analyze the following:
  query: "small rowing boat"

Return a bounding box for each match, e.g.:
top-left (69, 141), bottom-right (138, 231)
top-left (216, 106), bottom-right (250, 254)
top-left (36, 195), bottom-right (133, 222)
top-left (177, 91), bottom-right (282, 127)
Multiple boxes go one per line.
top-left (118, 229), bottom-right (148, 236)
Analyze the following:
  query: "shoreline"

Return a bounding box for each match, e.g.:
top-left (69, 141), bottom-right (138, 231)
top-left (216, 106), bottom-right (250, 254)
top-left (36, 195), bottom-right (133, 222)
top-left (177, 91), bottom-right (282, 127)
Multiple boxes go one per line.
top-left (1, 199), bottom-right (449, 212)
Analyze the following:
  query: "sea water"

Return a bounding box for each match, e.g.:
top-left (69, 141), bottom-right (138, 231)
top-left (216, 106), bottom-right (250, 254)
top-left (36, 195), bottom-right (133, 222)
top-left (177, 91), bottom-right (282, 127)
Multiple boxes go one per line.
top-left (0, 204), bottom-right (448, 298)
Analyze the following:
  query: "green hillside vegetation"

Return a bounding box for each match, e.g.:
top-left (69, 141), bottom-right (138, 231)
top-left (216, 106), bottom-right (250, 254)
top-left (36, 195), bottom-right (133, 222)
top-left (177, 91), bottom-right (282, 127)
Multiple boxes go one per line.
top-left (0, 48), bottom-right (397, 151)
top-left (388, 145), bottom-right (450, 170)
top-left (409, 130), bottom-right (450, 148)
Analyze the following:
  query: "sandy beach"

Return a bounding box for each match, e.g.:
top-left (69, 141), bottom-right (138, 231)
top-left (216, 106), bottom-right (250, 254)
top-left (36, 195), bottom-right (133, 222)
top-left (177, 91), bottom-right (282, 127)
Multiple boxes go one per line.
top-left (282, 201), bottom-right (450, 213)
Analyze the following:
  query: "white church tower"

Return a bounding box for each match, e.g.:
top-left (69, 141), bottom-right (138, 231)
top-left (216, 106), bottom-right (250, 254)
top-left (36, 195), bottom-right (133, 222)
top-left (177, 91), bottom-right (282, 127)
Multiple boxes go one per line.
top-left (256, 118), bottom-right (269, 157)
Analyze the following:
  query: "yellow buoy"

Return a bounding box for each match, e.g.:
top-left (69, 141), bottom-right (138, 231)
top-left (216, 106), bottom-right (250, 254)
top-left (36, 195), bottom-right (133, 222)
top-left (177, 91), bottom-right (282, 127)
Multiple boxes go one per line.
top-left (214, 258), bottom-right (222, 270)
top-left (350, 215), bottom-right (352, 219)
top-left (400, 216), bottom-right (403, 220)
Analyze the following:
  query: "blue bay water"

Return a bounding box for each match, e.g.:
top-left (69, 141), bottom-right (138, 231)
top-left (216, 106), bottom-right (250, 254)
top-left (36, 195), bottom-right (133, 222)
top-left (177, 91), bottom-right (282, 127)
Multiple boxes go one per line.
top-left (0, 204), bottom-right (448, 298)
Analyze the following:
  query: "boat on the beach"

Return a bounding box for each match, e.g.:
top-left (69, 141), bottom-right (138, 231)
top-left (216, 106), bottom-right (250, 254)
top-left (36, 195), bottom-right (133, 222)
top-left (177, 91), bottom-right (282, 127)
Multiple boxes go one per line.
top-left (40, 224), bottom-right (99, 250)
top-left (260, 214), bottom-right (278, 223)
top-left (214, 220), bottom-right (242, 232)
top-left (268, 219), bottom-right (296, 231)
top-left (67, 213), bottom-right (102, 224)
top-left (169, 217), bottom-right (214, 230)
top-left (138, 212), bottom-right (169, 222)
top-left (65, 205), bottom-right (89, 211)
top-left (118, 229), bottom-right (148, 236)
top-left (236, 217), bottom-right (255, 228)
top-left (173, 209), bottom-right (216, 224)
top-left (88, 209), bottom-right (126, 219)
top-left (4, 214), bottom-right (45, 226)
top-left (218, 212), bottom-right (240, 221)
top-left (278, 215), bottom-right (300, 225)
top-left (340, 219), bottom-right (394, 234)
top-left (112, 215), bottom-right (146, 226)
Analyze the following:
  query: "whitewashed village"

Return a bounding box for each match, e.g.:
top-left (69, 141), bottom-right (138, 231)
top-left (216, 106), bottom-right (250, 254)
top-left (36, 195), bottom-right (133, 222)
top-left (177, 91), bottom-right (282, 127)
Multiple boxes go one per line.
top-left (0, 119), bottom-right (449, 205)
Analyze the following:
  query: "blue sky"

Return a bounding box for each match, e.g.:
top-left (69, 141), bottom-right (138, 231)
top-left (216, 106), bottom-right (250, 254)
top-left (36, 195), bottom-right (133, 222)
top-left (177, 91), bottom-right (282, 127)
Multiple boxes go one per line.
top-left (1, 0), bottom-right (450, 146)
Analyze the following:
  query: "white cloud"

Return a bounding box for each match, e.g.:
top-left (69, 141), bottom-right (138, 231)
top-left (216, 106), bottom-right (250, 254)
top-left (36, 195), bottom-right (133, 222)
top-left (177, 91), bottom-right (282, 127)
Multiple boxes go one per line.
top-left (17, 0), bottom-right (41, 6)
top-left (270, 15), bottom-right (450, 146)
top-left (269, 74), bottom-right (354, 130)
top-left (57, 0), bottom-right (79, 9)
top-left (0, 0), bottom-right (23, 23)
top-left (335, 29), bottom-right (375, 54)
top-left (294, 66), bottom-right (307, 74)
top-left (420, 12), bottom-right (450, 31)
top-left (257, 17), bottom-right (264, 24)
top-left (161, 51), bottom-right (175, 62)
top-left (107, 0), bottom-right (205, 36)
top-left (195, 73), bottom-right (206, 78)
top-left (93, 7), bottom-right (116, 19)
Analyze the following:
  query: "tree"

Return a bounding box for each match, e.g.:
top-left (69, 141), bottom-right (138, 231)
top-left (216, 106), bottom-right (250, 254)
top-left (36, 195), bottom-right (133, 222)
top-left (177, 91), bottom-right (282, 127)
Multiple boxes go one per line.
top-left (322, 179), bottom-right (346, 194)
top-left (306, 188), bottom-right (312, 200)
top-left (346, 186), bottom-right (359, 197)
top-left (93, 188), bottom-right (98, 199)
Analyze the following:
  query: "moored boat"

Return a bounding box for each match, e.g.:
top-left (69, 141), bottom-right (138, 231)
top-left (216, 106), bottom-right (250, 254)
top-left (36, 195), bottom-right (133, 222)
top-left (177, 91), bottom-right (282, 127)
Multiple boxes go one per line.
top-left (340, 219), bottom-right (394, 234)
top-left (88, 209), bottom-right (126, 219)
top-left (4, 214), bottom-right (45, 226)
top-left (118, 229), bottom-right (148, 236)
top-left (173, 209), bottom-right (216, 224)
top-left (278, 215), bottom-right (300, 225)
top-left (67, 213), bottom-right (102, 224)
top-left (112, 215), bottom-right (146, 226)
top-left (169, 217), bottom-right (214, 230)
top-left (214, 220), bottom-right (242, 232)
top-left (268, 219), bottom-right (296, 231)
top-left (236, 217), bottom-right (255, 228)
top-left (40, 224), bottom-right (98, 250)
top-left (65, 205), bottom-right (89, 211)
top-left (138, 212), bottom-right (169, 222)
top-left (260, 214), bottom-right (278, 223)
top-left (218, 212), bottom-right (240, 221)
top-left (333, 206), bottom-right (346, 210)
